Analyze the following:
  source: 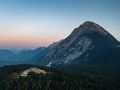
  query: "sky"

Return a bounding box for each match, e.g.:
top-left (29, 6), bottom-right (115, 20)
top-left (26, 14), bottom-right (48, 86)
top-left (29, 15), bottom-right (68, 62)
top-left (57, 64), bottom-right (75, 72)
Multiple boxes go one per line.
top-left (0, 0), bottom-right (120, 49)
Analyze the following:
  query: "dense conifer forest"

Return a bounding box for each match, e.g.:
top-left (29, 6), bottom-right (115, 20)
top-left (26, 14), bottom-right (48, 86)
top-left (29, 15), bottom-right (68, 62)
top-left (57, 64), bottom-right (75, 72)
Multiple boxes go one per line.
top-left (0, 64), bottom-right (120, 90)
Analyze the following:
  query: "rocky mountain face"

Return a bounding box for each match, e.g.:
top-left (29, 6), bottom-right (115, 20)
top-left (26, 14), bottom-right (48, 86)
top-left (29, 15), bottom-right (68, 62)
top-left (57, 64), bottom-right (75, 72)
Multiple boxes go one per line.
top-left (40, 21), bottom-right (120, 67)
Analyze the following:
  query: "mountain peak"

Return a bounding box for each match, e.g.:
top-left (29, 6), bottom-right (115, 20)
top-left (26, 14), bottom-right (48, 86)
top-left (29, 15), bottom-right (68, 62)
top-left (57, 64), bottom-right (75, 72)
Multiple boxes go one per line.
top-left (80, 21), bottom-right (101, 29)
top-left (74, 21), bottom-right (111, 36)
top-left (82, 21), bottom-right (96, 26)
top-left (70, 21), bottom-right (106, 38)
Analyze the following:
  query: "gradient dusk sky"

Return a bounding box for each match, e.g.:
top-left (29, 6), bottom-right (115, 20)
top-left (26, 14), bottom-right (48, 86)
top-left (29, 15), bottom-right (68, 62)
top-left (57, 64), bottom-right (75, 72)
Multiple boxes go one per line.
top-left (0, 0), bottom-right (120, 49)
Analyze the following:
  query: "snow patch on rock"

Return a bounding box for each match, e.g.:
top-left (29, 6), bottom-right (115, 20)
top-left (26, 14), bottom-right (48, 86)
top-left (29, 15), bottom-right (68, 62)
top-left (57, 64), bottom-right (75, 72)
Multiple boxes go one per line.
top-left (46, 62), bottom-right (52, 67)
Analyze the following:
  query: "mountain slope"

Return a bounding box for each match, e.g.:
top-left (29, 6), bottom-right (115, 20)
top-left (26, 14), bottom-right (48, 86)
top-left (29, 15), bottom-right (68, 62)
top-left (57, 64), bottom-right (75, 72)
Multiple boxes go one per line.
top-left (40, 21), bottom-right (120, 67)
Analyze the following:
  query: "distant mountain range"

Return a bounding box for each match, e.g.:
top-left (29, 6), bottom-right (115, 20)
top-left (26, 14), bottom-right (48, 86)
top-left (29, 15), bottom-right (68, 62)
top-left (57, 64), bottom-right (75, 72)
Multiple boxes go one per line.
top-left (0, 47), bottom-right (46, 66)
top-left (0, 21), bottom-right (120, 67)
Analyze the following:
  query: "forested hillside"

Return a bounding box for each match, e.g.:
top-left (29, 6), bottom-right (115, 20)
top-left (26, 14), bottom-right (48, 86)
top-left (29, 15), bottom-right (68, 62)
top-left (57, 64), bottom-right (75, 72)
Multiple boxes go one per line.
top-left (0, 64), bottom-right (120, 90)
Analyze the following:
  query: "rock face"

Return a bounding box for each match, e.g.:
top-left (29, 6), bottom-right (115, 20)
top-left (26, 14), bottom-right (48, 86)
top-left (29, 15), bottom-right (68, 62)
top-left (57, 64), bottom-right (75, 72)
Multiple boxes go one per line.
top-left (40, 21), bottom-right (120, 67)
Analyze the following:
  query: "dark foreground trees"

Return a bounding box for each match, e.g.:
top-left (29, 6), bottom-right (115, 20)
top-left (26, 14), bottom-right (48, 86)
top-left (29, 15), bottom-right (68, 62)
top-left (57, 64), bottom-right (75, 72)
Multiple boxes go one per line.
top-left (0, 64), bottom-right (120, 90)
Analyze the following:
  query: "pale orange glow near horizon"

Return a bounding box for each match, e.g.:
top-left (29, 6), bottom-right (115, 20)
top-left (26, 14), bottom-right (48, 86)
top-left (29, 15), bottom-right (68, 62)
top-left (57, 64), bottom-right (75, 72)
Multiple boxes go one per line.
top-left (0, 21), bottom-right (71, 49)
top-left (0, 33), bottom-right (65, 48)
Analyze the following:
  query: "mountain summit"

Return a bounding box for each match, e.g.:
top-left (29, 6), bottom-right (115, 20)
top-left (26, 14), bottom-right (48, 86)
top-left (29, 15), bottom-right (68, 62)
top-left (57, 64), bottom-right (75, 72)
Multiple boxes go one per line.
top-left (40, 21), bottom-right (120, 67)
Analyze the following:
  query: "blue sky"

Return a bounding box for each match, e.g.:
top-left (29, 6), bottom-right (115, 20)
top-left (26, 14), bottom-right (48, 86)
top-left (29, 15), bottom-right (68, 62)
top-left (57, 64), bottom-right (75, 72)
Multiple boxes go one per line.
top-left (0, 0), bottom-right (120, 49)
